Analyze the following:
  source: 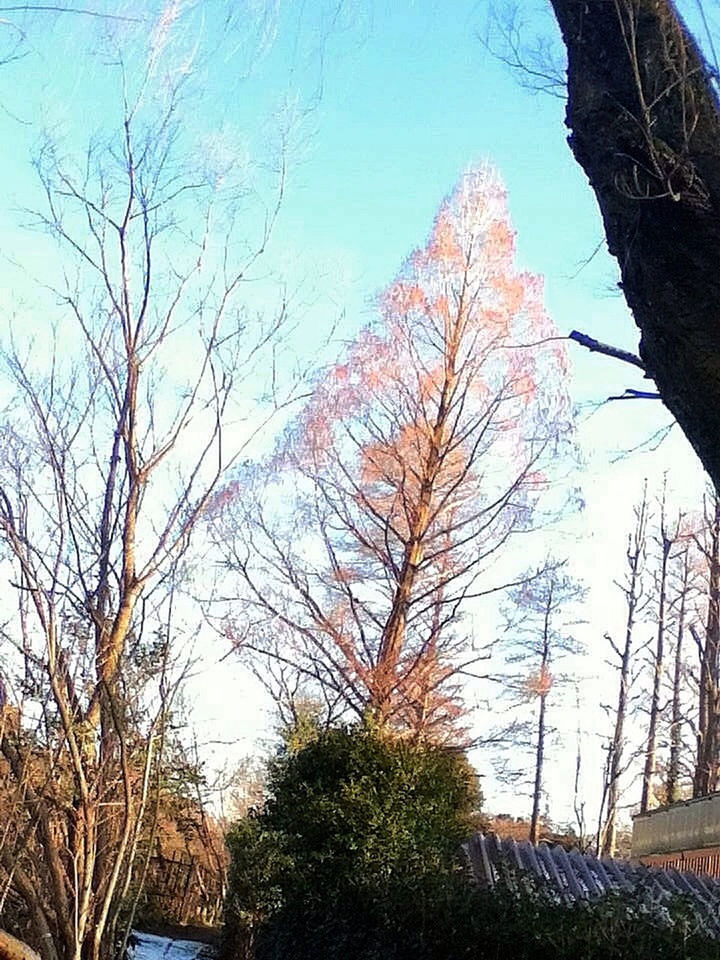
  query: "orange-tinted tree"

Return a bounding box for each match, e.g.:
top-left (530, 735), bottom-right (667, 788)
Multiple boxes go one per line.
top-left (215, 166), bottom-right (572, 742)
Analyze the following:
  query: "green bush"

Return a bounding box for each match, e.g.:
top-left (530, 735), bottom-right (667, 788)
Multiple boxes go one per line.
top-left (224, 723), bottom-right (720, 959)
top-left (222, 816), bottom-right (292, 960)
top-left (223, 723), bottom-right (480, 959)
top-left (254, 871), bottom-right (720, 960)
top-left (465, 878), bottom-right (720, 960)
top-left (262, 724), bottom-right (480, 891)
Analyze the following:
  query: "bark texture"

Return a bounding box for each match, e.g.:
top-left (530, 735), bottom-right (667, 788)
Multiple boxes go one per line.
top-left (0, 932), bottom-right (41, 960)
top-left (549, 0), bottom-right (720, 489)
top-left (694, 499), bottom-right (720, 796)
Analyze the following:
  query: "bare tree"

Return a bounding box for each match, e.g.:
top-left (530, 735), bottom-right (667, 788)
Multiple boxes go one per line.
top-left (640, 484), bottom-right (678, 812)
top-left (666, 535), bottom-right (695, 803)
top-left (0, 23), bottom-right (295, 960)
top-left (499, 561), bottom-right (585, 845)
top-left (598, 483), bottom-right (649, 856)
top-left (0, 3), bottom-right (146, 73)
top-left (691, 493), bottom-right (720, 796)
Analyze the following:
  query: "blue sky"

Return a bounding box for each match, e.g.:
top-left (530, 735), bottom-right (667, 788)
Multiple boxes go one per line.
top-left (0, 0), bottom-right (710, 827)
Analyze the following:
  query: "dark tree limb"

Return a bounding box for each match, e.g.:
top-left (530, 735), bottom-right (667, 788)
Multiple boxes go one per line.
top-left (549, 0), bottom-right (720, 489)
top-left (569, 330), bottom-right (645, 371)
top-left (608, 389), bottom-right (661, 400)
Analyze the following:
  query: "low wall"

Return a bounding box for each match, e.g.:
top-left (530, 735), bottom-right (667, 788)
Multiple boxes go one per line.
top-left (639, 845), bottom-right (720, 878)
top-left (632, 794), bottom-right (720, 858)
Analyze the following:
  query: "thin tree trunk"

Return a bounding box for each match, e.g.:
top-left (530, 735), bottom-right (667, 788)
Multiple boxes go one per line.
top-left (640, 523), bottom-right (671, 813)
top-left (530, 691), bottom-right (547, 845)
top-left (530, 590), bottom-right (552, 845)
top-left (667, 546), bottom-right (688, 804)
top-left (372, 287), bottom-right (465, 719)
top-left (694, 497), bottom-right (720, 796)
top-left (600, 488), bottom-right (647, 856)
top-left (603, 640), bottom-right (632, 852)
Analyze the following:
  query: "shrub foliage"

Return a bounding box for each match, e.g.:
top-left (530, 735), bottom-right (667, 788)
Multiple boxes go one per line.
top-left (223, 724), bottom-right (720, 959)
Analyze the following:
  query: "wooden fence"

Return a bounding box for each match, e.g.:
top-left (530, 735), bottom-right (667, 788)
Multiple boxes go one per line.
top-left (141, 853), bottom-right (224, 927)
top-left (640, 846), bottom-right (720, 879)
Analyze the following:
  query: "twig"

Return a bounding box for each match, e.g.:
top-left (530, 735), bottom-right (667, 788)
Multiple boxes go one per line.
top-left (0, 4), bottom-right (143, 21)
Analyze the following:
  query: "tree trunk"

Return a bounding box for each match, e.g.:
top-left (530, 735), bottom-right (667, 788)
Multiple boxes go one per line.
top-left (602, 615), bottom-right (634, 852)
top-left (601, 493), bottom-right (647, 855)
top-left (530, 596), bottom-right (552, 846)
top-left (667, 543), bottom-right (690, 804)
top-left (530, 690), bottom-right (547, 846)
top-left (549, 0), bottom-right (720, 492)
top-left (694, 498), bottom-right (720, 795)
top-left (0, 933), bottom-right (42, 960)
top-left (641, 528), bottom-right (671, 813)
top-left (373, 309), bottom-right (461, 720)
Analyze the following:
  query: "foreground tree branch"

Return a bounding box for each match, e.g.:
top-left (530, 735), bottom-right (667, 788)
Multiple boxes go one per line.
top-left (549, 0), bottom-right (720, 488)
top-left (0, 931), bottom-right (41, 960)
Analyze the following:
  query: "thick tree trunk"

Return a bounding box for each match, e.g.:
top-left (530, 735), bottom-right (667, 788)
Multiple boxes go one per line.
top-left (549, 0), bottom-right (720, 491)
